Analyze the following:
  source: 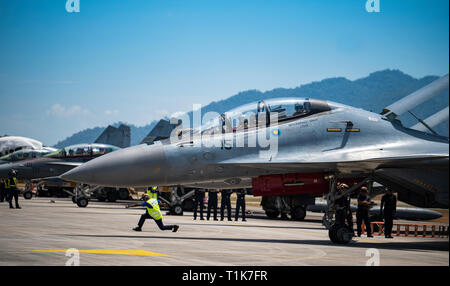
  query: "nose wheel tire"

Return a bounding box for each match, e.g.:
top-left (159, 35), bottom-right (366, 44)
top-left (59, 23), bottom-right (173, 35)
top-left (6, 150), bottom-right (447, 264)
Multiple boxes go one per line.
top-left (76, 197), bottom-right (89, 208)
top-left (171, 204), bottom-right (184, 216)
top-left (23, 191), bottom-right (32, 200)
top-left (329, 224), bottom-right (354, 244)
top-left (290, 205), bottom-right (307, 221)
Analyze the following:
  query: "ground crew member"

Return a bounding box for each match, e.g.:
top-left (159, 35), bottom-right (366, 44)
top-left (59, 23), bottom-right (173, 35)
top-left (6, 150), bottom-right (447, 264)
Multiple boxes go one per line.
top-left (337, 183), bottom-right (354, 231)
top-left (335, 184), bottom-right (349, 226)
top-left (356, 187), bottom-right (372, 237)
top-left (193, 189), bottom-right (205, 220)
top-left (220, 189), bottom-right (232, 221)
top-left (380, 188), bottom-right (397, 238)
top-left (0, 179), bottom-right (6, 202)
top-left (235, 189), bottom-right (247, 221)
top-left (7, 170), bottom-right (20, 209)
top-left (206, 189), bottom-right (218, 221)
top-left (146, 186), bottom-right (158, 199)
top-left (126, 193), bottom-right (179, 232)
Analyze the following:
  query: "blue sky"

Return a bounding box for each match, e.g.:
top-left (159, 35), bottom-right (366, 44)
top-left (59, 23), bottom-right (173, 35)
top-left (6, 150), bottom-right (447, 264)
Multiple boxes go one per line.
top-left (0, 0), bottom-right (448, 146)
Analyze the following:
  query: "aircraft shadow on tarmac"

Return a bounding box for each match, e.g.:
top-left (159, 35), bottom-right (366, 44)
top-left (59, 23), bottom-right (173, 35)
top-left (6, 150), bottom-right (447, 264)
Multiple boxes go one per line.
top-left (65, 234), bottom-right (449, 252)
top-left (179, 222), bottom-right (321, 231)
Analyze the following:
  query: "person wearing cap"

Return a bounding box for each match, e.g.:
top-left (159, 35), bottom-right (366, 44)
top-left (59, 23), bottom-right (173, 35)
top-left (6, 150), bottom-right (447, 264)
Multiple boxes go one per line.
top-left (126, 193), bottom-right (179, 232)
top-left (356, 186), bottom-right (372, 237)
top-left (7, 170), bottom-right (20, 209)
top-left (380, 188), bottom-right (397, 238)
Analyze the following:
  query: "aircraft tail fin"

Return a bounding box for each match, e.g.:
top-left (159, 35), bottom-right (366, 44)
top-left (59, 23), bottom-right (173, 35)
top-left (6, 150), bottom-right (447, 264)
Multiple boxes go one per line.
top-left (381, 74), bottom-right (449, 120)
top-left (140, 119), bottom-right (181, 145)
top-left (410, 106), bottom-right (449, 135)
top-left (95, 124), bottom-right (131, 148)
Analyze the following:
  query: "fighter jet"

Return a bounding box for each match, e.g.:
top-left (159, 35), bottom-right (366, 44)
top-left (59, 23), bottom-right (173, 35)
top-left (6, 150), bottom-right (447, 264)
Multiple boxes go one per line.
top-left (0, 124), bottom-right (132, 204)
top-left (0, 123), bottom-right (132, 180)
top-left (61, 74), bottom-right (449, 244)
top-left (0, 148), bottom-right (57, 165)
top-left (0, 135), bottom-right (46, 156)
top-left (0, 143), bottom-right (120, 181)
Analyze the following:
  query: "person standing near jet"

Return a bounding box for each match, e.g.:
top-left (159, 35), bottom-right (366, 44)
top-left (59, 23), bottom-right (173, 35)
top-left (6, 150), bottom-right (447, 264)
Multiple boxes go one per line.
top-left (206, 189), bottom-right (218, 221)
top-left (235, 189), bottom-right (247, 221)
top-left (220, 189), bottom-right (233, 221)
top-left (335, 183), bottom-right (351, 227)
top-left (7, 170), bottom-right (20, 209)
top-left (193, 189), bottom-right (205, 220)
top-left (340, 183), bottom-right (354, 232)
top-left (356, 187), bottom-right (372, 237)
top-left (0, 178), bottom-right (6, 202)
top-left (380, 188), bottom-right (397, 238)
top-left (126, 193), bottom-right (179, 232)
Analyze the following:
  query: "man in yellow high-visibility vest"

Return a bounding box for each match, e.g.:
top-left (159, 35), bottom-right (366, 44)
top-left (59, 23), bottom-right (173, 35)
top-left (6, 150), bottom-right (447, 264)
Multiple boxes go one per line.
top-left (7, 170), bottom-right (20, 209)
top-left (126, 193), bottom-right (179, 232)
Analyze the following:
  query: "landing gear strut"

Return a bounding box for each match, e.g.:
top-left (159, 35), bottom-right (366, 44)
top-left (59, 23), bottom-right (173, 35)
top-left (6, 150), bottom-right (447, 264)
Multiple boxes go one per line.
top-left (323, 174), bottom-right (374, 244)
top-left (158, 186), bottom-right (195, 216)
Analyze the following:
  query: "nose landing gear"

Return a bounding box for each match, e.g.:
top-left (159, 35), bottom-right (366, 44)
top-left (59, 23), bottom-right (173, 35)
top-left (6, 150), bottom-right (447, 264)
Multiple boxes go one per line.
top-left (323, 174), bottom-right (374, 244)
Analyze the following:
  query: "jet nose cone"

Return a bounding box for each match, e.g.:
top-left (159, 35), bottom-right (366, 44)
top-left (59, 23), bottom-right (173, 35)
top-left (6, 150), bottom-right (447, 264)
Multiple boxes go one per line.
top-left (61, 144), bottom-right (169, 187)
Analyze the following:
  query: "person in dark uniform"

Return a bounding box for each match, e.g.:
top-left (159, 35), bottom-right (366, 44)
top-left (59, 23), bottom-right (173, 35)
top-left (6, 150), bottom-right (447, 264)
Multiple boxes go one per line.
top-left (7, 170), bottom-right (20, 209)
top-left (193, 189), bottom-right (205, 220)
top-left (0, 179), bottom-right (6, 202)
top-left (220, 189), bottom-right (232, 221)
top-left (206, 189), bottom-right (218, 221)
top-left (235, 189), bottom-right (247, 221)
top-left (342, 184), bottom-right (354, 231)
top-left (335, 183), bottom-right (352, 230)
top-left (380, 188), bottom-right (397, 238)
top-left (356, 187), bottom-right (372, 237)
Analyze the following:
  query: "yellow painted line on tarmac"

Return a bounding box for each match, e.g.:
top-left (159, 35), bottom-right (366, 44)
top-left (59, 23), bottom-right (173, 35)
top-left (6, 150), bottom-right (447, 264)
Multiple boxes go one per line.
top-left (32, 249), bottom-right (169, 257)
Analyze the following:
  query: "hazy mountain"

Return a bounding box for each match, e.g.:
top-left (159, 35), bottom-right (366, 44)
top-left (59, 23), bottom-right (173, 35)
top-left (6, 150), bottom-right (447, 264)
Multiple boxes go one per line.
top-left (53, 69), bottom-right (449, 148)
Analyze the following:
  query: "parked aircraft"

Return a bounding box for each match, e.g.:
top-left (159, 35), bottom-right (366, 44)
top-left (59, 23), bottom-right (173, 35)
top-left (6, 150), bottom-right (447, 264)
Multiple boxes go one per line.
top-left (0, 136), bottom-right (46, 156)
top-left (62, 74), bottom-right (449, 243)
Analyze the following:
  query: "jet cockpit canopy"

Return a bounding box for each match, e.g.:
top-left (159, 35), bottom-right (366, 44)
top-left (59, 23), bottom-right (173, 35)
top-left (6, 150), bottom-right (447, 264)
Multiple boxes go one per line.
top-left (45, 144), bottom-right (120, 159)
top-left (0, 149), bottom-right (53, 162)
top-left (200, 98), bottom-right (332, 135)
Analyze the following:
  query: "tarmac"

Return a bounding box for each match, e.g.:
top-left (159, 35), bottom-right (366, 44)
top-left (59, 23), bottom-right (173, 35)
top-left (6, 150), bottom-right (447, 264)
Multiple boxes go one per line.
top-left (0, 197), bottom-right (448, 266)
